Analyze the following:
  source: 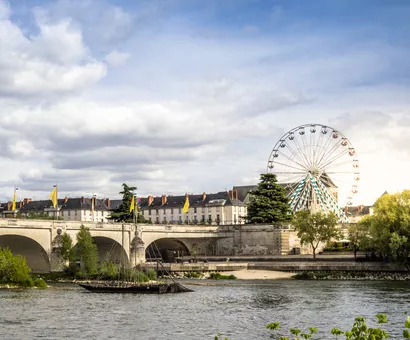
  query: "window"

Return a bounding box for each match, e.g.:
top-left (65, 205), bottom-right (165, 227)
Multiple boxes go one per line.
top-left (149, 217), bottom-right (152, 223)
top-left (149, 209), bottom-right (151, 216)
top-left (194, 207), bottom-right (197, 214)
top-left (156, 216), bottom-right (159, 223)
top-left (179, 216), bottom-right (182, 222)
top-left (202, 215), bottom-right (205, 223)
top-left (234, 214), bottom-right (237, 223)
top-left (202, 207), bottom-right (205, 213)
top-left (171, 208), bottom-right (173, 215)
top-left (156, 209), bottom-right (159, 215)
top-left (208, 214), bottom-right (212, 223)
top-left (68, 210), bottom-right (70, 216)
top-left (194, 216), bottom-right (197, 224)
top-left (75, 210), bottom-right (78, 216)
top-left (178, 208), bottom-right (181, 214)
top-left (216, 214), bottom-right (220, 224)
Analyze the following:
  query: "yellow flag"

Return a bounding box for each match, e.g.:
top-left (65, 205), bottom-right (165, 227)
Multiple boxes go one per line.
top-left (49, 187), bottom-right (57, 208)
top-left (11, 190), bottom-right (16, 211)
top-left (182, 196), bottom-right (189, 213)
top-left (130, 196), bottom-right (135, 213)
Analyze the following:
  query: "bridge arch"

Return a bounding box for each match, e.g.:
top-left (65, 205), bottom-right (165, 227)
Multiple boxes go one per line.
top-left (0, 234), bottom-right (50, 272)
top-left (145, 238), bottom-right (190, 263)
top-left (71, 235), bottom-right (129, 265)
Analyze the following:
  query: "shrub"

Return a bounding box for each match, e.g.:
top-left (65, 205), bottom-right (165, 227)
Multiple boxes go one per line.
top-left (0, 247), bottom-right (32, 285)
top-left (208, 272), bottom-right (237, 280)
top-left (34, 277), bottom-right (48, 289)
top-left (145, 268), bottom-right (157, 281)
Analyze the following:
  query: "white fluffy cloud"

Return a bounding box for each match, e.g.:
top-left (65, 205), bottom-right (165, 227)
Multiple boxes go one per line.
top-left (0, 4), bottom-right (106, 97)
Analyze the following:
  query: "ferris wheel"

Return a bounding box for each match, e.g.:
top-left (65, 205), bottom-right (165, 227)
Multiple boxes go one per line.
top-left (267, 124), bottom-right (359, 222)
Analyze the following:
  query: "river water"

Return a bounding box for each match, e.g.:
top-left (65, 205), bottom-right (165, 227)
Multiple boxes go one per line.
top-left (0, 280), bottom-right (409, 339)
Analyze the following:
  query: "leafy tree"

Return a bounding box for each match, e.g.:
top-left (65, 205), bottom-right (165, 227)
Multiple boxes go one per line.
top-left (0, 247), bottom-right (31, 285)
top-left (75, 225), bottom-right (98, 276)
top-left (246, 173), bottom-right (292, 224)
top-left (348, 223), bottom-right (369, 260)
top-left (293, 210), bottom-right (340, 259)
top-left (60, 233), bottom-right (73, 263)
top-left (358, 190), bottom-right (410, 269)
top-left (109, 183), bottom-right (137, 222)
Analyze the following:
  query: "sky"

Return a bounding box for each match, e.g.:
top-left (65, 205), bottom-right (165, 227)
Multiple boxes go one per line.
top-left (0, 0), bottom-right (409, 205)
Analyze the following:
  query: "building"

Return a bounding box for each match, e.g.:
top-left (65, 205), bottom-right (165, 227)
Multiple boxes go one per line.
top-left (0, 197), bottom-right (112, 222)
top-left (140, 190), bottom-right (247, 225)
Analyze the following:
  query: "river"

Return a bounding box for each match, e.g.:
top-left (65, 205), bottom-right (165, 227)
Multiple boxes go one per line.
top-left (0, 280), bottom-right (409, 339)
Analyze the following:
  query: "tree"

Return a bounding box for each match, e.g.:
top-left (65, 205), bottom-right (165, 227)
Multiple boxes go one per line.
top-left (60, 233), bottom-right (73, 263)
top-left (359, 190), bottom-right (410, 269)
top-left (0, 247), bottom-right (31, 285)
top-left (246, 173), bottom-right (293, 224)
top-left (348, 223), bottom-right (369, 260)
top-left (293, 210), bottom-right (340, 259)
top-left (75, 225), bottom-right (98, 276)
top-left (109, 183), bottom-right (137, 222)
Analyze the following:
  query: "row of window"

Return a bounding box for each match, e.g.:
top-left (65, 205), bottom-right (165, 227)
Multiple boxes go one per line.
top-left (146, 207), bottom-right (244, 215)
top-left (148, 214), bottom-right (239, 223)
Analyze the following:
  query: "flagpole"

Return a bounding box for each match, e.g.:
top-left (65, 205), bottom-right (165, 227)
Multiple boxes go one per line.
top-left (133, 195), bottom-right (137, 225)
top-left (54, 184), bottom-right (58, 220)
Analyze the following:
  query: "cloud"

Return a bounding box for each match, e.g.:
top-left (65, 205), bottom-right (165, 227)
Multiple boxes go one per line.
top-left (0, 5), bottom-right (106, 97)
top-left (105, 50), bottom-right (130, 67)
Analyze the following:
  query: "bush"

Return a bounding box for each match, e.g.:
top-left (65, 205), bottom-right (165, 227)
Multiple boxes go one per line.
top-left (98, 261), bottom-right (119, 280)
top-left (208, 272), bottom-right (237, 280)
top-left (34, 277), bottom-right (48, 289)
top-left (184, 271), bottom-right (201, 279)
top-left (0, 247), bottom-right (32, 286)
top-left (145, 268), bottom-right (157, 281)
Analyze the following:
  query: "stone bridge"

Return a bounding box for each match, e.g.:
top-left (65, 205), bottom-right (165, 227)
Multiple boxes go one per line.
top-left (0, 219), bottom-right (234, 272)
top-left (0, 218), bottom-right (353, 272)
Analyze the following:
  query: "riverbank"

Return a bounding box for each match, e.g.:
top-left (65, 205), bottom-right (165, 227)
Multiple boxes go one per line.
top-left (208, 269), bottom-right (295, 280)
top-left (293, 271), bottom-right (410, 281)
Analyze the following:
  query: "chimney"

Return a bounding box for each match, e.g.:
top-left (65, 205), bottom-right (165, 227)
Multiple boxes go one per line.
top-left (148, 195), bottom-right (154, 206)
top-left (233, 189), bottom-right (238, 200)
top-left (7, 201), bottom-right (11, 211)
top-left (105, 198), bottom-right (110, 209)
top-left (202, 192), bottom-right (206, 201)
top-left (228, 190), bottom-right (233, 199)
top-left (161, 194), bottom-right (167, 206)
top-left (23, 198), bottom-right (32, 205)
top-left (81, 197), bottom-right (84, 204)
top-left (19, 200), bottom-right (23, 209)
top-left (64, 196), bottom-right (68, 204)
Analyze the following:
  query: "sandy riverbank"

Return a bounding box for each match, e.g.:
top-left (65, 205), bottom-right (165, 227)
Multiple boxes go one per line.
top-left (214, 269), bottom-right (295, 280)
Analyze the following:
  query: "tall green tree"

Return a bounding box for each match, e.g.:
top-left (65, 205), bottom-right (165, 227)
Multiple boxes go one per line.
top-left (293, 210), bottom-right (340, 259)
top-left (109, 183), bottom-right (137, 222)
top-left (359, 190), bottom-right (410, 269)
top-left (75, 225), bottom-right (98, 276)
top-left (60, 233), bottom-right (73, 263)
top-left (246, 173), bottom-right (292, 223)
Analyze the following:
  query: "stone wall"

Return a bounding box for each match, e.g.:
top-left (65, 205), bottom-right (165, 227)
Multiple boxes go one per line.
top-left (200, 224), bottom-right (327, 256)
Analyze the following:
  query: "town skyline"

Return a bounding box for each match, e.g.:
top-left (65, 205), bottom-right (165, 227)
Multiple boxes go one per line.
top-left (1, 0), bottom-right (410, 206)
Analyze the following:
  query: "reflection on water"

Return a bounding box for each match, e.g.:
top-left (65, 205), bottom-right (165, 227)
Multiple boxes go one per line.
top-left (0, 280), bottom-right (409, 340)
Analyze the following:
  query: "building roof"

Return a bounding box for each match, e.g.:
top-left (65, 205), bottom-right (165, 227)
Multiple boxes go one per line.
top-left (140, 191), bottom-right (245, 210)
top-left (233, 185), bottom-right (258, 202)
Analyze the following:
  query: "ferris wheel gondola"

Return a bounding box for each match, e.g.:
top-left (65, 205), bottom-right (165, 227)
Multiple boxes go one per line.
top-left (267, 124), bottom-right (359, 222)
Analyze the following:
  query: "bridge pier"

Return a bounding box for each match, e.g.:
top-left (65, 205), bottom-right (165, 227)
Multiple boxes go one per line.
top-left (130, 234), bottom-right (146, 267)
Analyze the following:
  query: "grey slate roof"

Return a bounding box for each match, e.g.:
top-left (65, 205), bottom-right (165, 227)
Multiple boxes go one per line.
top-left (140, 191), bottom-right (245, 210)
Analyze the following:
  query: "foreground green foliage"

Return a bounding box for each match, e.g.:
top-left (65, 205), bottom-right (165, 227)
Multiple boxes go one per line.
top-left (0, 247), bottom-right (31, 285)
top-left (74, 225), bottom-right (98, 276)
top-left (246, 173), bottom-right (292, 224)
top-left (293, 210), bottom-right (340, 259)
top-left (215, 314), bottom-right (410, 339)
top-left (357, 190), bottom-right (410, 269)
top-left (0, 248), bottom-right (47, 288)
